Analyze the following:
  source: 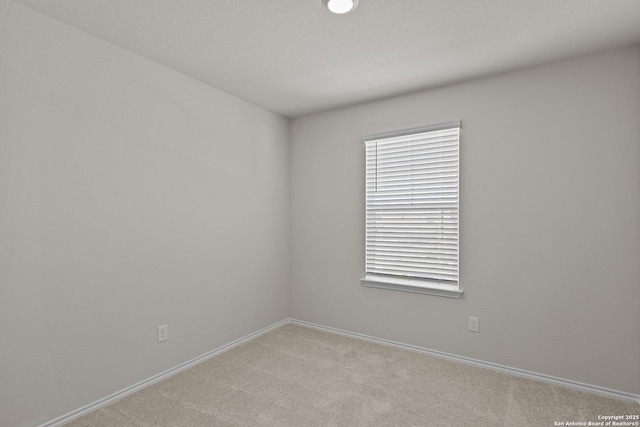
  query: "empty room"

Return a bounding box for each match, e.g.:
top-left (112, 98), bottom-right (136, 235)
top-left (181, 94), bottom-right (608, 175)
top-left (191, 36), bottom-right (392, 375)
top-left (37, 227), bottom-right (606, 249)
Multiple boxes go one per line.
top-left (1, 0), bottom-right (640, 426)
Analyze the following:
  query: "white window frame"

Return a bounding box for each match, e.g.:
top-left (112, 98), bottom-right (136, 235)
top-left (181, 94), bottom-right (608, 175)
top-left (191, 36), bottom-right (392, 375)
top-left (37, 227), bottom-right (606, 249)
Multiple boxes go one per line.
top-left (361, 121), bottom-right (463, 298)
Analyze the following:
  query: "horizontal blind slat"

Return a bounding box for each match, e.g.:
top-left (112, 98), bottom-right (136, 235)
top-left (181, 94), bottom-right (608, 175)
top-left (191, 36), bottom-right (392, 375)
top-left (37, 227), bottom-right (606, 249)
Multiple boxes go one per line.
top-left (368, 159), bottom-right (458, 173)
top-left (371, 138), bottom-right (459, 153)
top-left (366, 242), bottom-right (458, 251)
top-left (367, 146), bottom-right (458, 163)
top-left (366, 239), bottom-right (458, 248)
top-left (367, 256), bottom-right (458, 266)
top-left (367, 170), bottom-right (458, 181)
top-left (367, 268), bottom-right (457, 281)
top-left (367, 250), bottom-right (458, 259)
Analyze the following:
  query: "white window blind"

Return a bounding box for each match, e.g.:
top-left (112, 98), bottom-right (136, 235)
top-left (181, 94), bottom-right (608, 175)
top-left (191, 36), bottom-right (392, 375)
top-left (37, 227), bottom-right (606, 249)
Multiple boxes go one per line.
top-left (362, 121), bottom-right (461, 297)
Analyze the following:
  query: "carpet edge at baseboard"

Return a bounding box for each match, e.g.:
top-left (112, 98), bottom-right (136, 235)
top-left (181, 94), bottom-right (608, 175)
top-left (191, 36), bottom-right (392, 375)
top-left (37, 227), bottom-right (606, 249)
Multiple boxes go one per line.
top-left (289, 318), bottom-right (640, 406)
top-left (38, 317), bottom-right (639, 426)
top-left (37, 319), bottom-right (290, 427)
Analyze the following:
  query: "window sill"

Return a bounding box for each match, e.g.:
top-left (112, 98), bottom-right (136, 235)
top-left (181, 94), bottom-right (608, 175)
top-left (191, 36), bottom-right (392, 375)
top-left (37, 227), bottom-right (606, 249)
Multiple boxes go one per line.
top-left (361, 275), bottom-right (463, 299)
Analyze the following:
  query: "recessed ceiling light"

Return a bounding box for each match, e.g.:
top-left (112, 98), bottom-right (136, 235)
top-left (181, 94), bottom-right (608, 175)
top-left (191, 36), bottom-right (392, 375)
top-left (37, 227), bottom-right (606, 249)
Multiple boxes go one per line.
top-left (322, 0), bottom-right (359, 14)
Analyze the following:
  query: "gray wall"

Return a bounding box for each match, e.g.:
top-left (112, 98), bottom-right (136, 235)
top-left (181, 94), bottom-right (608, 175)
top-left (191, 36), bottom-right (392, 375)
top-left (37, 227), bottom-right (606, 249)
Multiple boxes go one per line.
top-left (0, 2), bottom-right (289, 426)
top-left (290, 45), bottom-right (640, 395)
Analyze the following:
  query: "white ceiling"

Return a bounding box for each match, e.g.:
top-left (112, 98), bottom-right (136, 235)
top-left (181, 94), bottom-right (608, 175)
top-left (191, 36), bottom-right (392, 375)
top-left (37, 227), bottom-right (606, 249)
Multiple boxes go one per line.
top-left (14, 0), bottom-right (640, 117)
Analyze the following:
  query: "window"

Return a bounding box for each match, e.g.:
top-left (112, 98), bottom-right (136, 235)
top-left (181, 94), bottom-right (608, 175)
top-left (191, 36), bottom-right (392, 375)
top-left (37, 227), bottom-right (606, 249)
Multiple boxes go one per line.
top-left (362, 121), bottom-right (462, 298)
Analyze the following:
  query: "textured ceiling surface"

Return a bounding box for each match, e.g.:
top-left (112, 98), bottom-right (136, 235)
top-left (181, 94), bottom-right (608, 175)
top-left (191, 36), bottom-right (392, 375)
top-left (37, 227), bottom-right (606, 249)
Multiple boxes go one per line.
top-left (13, 0), bottom-right (640, 117)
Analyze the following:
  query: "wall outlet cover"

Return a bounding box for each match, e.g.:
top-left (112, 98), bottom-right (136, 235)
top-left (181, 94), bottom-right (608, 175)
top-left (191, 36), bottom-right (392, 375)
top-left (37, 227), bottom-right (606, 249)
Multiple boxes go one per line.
top-left (469, 317), bottom-right (479, 332)
top-left (158, 324), bottom-right (168, 342)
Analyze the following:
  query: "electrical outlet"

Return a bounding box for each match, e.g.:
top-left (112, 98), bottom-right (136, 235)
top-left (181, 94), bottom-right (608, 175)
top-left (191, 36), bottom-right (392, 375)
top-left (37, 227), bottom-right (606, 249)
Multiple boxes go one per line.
top-left (469, 317), bottom-right (479, 333)
top-left (158, 324), bottom-right (168, 343)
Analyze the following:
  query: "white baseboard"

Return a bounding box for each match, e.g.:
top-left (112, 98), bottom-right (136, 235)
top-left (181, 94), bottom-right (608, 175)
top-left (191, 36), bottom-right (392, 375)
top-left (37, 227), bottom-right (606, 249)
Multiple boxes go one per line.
top-left (39, 316), bottom-right (639, 426)
top-left (288, 318), bottom-right (640, 406)
top-left (38, 319), bottom-right (289, 427)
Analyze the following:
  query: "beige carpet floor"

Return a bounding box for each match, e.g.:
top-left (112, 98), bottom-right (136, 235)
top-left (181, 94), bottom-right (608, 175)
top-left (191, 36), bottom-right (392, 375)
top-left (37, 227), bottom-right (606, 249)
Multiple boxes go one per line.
top-left (65, 323), bottom-right (638, 426)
